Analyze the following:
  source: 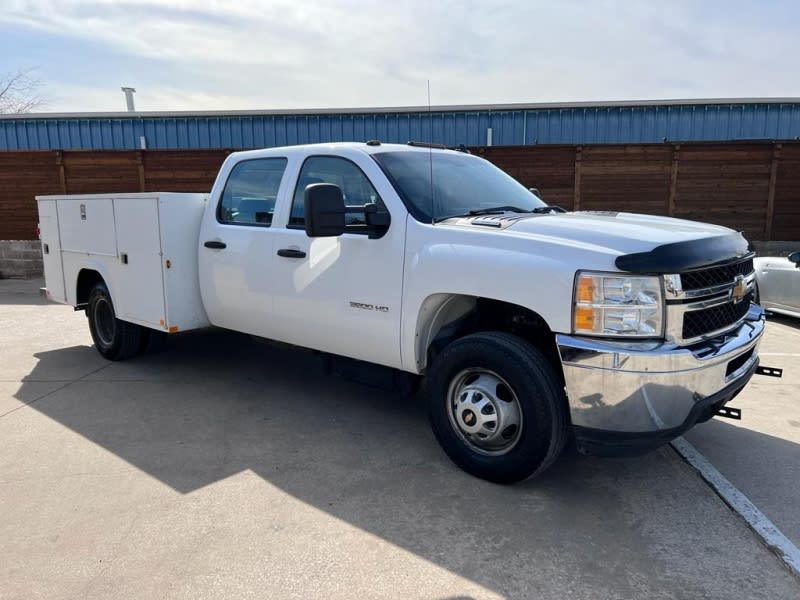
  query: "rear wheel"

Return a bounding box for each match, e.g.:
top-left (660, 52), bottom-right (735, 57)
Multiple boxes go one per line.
top-left (87, 282), bottom-right (142, 361)
top-left (425, 331), bottom-right (569, 484)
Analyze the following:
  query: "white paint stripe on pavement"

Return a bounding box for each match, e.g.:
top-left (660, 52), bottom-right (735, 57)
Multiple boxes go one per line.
top-left (602, 349), bottom-right (798, 576)
top-left (758, 352), bottom-right (800, 357)
top-left (671, 436), bottom-right (800, 578)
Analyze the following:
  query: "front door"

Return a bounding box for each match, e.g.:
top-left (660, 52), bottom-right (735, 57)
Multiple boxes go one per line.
top-left (268, 154), bottom-right (405, 370)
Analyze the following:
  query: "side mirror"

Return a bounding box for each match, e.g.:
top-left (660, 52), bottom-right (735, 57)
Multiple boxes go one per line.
top-left (304, 183), bottom-right (345, 237)
top-left (364, 203), bottom-right (390, 239)
top-left (789, 251), bottom-right (800, 267)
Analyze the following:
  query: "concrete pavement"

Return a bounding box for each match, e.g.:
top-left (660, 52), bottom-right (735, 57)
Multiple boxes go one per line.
top-left (685, 312), bottom-right (800, 549)
top-left (1, 279), bottom-right (798, 600)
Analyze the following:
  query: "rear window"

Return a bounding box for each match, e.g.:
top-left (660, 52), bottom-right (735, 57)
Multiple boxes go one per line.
top-left (218, 158), bottom-right (288, 226)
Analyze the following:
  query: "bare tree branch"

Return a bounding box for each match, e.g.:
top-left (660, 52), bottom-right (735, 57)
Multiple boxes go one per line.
top-left (0, 69), bottom-right (45, 114)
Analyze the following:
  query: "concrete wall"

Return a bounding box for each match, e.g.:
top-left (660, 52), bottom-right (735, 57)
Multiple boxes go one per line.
top-left (0, 241), bottom-right (43, 279)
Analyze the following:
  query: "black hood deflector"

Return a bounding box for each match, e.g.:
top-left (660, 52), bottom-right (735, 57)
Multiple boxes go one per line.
top-left (615, 232), bottom-right (750, 273)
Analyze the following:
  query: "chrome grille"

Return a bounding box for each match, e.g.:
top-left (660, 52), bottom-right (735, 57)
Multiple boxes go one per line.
top-left (680, 258), bottom-right (754, 291)
top-left (682, 292), bottom-right (752, 339)
top-left (665, 255), bottom-right (756, 344)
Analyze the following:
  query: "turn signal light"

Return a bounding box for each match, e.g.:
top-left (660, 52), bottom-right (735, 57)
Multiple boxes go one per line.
top-left (574, 306), bottom-right (595, 331)
top-left (576, 275), bottom-right (595, 303)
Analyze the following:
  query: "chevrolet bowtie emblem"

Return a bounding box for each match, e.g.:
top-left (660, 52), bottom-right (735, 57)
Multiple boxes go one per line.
top-left (731, 275), bottom-right (747, 304)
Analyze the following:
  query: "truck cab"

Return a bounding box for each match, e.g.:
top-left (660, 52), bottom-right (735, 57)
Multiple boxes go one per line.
top-left (37, 142), bottom-right (767, 483)
top-left (198, 144), bottom-right (404, 369)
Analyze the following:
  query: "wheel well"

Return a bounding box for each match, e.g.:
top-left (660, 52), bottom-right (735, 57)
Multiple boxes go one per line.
top-left (421, 295), bottom-right (561, 375)
top-left (76, 269), bottom-right (105, 308)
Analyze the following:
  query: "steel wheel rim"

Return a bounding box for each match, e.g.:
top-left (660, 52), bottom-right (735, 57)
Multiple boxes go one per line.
top-left (93, 297), bottom-right (116, 347)
top-left (446, 368), bottom-right (523, 456)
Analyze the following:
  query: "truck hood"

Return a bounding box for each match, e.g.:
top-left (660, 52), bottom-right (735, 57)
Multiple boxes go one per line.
top-left (440, 210), bottom-right (749, 272)
top-left (505, 211), bottom-right (734, 254)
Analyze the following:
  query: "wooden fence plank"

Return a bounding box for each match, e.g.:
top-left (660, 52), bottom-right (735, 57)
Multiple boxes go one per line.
top-left (764, 144), bottom-right (781, 240)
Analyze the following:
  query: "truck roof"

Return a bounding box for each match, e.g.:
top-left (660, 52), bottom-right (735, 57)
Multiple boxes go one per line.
top-left (229, 141), bottom-right (467, 160)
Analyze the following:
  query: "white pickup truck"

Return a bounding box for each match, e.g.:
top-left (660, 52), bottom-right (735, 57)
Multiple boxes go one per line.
top-left (37, 142), bottom-right (769, 483)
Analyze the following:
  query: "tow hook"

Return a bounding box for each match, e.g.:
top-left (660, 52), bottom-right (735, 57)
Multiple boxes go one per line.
top-left (755, 365), bottom-right (783, 378)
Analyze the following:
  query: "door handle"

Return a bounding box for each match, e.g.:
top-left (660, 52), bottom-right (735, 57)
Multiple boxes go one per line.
top-left (277, 248), bottom-right (307, 259)
top-left (204, 240), bottom-right (227, 249)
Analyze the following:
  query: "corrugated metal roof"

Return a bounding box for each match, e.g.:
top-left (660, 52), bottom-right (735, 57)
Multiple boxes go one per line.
top-left (2, 99), bottom-right (799, 150)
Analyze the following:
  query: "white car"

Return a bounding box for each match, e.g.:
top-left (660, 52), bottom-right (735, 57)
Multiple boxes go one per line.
top-left (754, 251), bottom-right (800, 318)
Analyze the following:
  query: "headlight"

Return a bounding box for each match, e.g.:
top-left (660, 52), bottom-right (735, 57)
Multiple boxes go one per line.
top-left (573, 272), bottom-right (663, 337)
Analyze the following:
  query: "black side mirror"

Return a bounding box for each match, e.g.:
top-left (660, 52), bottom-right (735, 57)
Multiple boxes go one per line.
top-left (305, 183), bottom-right (345, 237)
top-left (364, 203), bottom-right (390, 239)
top-left (789, 251), bottom-right (800, 267)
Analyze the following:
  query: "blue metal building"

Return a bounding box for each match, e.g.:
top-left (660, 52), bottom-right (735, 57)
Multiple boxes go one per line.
top-left (2, 98), bottom-right (799, 151)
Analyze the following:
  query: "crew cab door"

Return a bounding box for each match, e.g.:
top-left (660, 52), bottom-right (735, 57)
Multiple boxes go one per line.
top-left (198, 155), bottom-right (290, 338)
top-left (268, 152), bottom-right (405, 369)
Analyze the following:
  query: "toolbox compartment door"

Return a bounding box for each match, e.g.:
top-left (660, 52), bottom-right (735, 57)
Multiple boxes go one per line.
top-left (36, 199), bottom-right (66, 302)
top-left (112, 197), bottom-right (167, 329)
top-left (57, 198), bottom-right (117, 256)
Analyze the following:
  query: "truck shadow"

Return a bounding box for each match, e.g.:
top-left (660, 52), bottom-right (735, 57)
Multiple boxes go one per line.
top-left (13, 328), bottom-right (800, 596)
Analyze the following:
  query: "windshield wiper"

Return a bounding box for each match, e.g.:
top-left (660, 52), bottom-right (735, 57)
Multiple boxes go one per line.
top-left (531, 205), bottom-right (567, 214)
top-left (432, 204), bottom-right (567, 223)
top-left (468, 205), bottom-right (531, 216)
top-left (432, 206), bottom-right (529, 223)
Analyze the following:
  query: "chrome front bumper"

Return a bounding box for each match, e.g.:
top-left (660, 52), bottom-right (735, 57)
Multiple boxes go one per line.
top-left (556, 305), bottom-right (765, 452)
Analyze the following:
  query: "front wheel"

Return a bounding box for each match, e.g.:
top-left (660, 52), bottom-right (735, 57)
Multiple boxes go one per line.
top-left (87, 281), bottom-right (143, 361)
top-left (425, 332), bottom-right (569, 484)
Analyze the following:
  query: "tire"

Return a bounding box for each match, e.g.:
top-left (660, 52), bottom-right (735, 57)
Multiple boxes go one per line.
top-left (425, 331), bottom-right (569, 484)
top-left (87, 281), bottom-right (142, 361)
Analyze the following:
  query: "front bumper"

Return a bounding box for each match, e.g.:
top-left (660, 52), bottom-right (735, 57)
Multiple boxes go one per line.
top-left (556, 304), bottom-right (765, 456)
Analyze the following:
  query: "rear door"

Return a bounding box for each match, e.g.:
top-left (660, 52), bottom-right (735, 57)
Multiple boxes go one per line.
top-left (198, 156), bottom-right (290, 338)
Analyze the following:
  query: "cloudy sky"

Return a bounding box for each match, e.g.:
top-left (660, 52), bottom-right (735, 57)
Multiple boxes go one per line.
top-left (3, 0), bottom-right (800, 113)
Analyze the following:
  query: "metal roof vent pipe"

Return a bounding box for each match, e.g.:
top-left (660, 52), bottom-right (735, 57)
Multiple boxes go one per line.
top-left (121, 87), bottom-right (136, 112)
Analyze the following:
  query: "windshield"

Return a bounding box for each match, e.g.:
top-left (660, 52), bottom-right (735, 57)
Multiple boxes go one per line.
top-left (373, 151), bottom-right (548, 222)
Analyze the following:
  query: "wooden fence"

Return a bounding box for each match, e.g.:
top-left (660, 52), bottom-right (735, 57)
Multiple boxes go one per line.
top-left (476, 142), bottom-right (799, 242)
top-left (1, 143), bottom-right (798, 241)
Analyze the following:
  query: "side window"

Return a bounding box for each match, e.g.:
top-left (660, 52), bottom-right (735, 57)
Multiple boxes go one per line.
top-left (217, 157), bottom-right (288, 226)
top-left (289, 156), bottom-right (387, 230)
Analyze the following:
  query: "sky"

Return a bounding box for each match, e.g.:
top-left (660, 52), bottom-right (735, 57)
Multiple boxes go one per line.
top-left (2, 0), bottom-right (800, 113)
